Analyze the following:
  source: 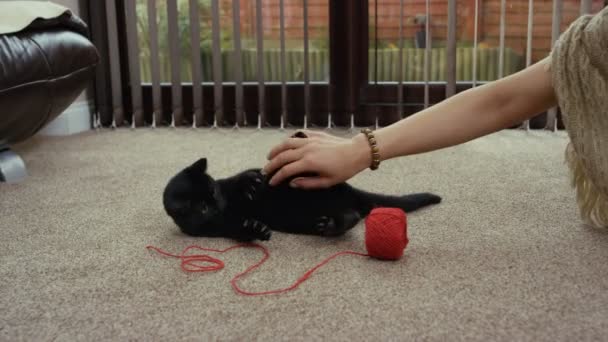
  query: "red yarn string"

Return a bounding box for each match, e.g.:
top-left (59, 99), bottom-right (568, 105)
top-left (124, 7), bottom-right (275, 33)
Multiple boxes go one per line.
top-left (147, 208), bottom-right (407, 296)
top-left (146, 244), bottom-right (368, 296)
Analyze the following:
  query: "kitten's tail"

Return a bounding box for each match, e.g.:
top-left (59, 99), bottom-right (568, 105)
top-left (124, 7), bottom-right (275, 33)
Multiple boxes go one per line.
top-left (354, 190), bottom-right (442, 215)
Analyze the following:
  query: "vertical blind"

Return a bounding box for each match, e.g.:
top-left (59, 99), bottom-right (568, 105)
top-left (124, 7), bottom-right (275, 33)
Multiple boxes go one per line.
top-left (92, 0), bottom-right (598, 131)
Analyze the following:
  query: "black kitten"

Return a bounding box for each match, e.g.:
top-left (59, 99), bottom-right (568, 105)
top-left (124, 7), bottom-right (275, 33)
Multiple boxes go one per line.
top-left (162, 157), bottom-right (442, 242)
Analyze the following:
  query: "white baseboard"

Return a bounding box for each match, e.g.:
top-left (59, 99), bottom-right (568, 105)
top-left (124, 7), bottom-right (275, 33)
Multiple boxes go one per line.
top-left (39, 100), bottom-right (93, 136)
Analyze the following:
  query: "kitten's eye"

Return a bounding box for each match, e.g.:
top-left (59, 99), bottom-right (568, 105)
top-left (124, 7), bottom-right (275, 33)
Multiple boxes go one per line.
top-left (178, 202), bottom-right (191, 214)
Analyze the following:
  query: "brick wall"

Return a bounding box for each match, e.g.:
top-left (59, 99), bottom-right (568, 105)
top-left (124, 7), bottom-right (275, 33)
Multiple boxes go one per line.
top-left (233, 0), bottom-right (604, 62)
top-left (235, 0), bottom-right (329, 41)
top-left (480, 0), bottom-right (605, 61)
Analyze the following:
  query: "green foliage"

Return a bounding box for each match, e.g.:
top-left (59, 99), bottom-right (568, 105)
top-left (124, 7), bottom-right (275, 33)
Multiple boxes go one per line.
top-left (135, 0), bottom-right (233, 57)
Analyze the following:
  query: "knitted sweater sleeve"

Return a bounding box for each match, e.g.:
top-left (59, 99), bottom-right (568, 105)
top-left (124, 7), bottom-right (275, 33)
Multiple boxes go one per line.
top-left (549, 6), bottom-right (608, 228)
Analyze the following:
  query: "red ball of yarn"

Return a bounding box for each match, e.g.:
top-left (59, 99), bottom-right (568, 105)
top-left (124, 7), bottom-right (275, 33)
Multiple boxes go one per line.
top-left (364, 208), bottom-right (408, 260)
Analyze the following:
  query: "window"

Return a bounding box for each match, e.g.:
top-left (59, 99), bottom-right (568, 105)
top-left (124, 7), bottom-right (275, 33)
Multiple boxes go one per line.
top-left (89, 0), bottom-right (605, 129)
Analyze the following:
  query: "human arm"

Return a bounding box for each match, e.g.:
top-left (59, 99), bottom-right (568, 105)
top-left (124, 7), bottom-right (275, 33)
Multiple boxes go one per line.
top-left (263, 59), bottom-right (558, 189)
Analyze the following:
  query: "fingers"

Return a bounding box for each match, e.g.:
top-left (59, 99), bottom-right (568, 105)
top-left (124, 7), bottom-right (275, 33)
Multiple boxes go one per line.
top-left (268, 160), bottom-right (309, 186)
top-left (289, 176), bottom-right (333, 189)
top-left (263, 148), bottom-right (305, 176)
top-left (266, 137), bottom-right (309, 160)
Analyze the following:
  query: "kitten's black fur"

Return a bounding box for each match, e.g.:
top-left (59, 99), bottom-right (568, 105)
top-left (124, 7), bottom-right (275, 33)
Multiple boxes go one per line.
top-left (163, 157), bottom-right (442, 242)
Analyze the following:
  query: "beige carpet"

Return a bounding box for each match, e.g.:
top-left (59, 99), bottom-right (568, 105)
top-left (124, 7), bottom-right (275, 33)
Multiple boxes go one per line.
top-left (2, 128), bottom-right (608, 341)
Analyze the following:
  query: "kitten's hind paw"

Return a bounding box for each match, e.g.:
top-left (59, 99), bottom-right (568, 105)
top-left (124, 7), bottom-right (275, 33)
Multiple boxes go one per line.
top-left (316, 216), bottom-right (342, 237)
top-left (243, 219), bottom-right (272, 241)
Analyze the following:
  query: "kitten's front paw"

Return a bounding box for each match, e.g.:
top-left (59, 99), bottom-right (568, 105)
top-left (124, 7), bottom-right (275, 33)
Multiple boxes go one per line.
top-left (243, 219), bottom-right (272, 241)
top-left (242, 171), bottom-right (265, 201)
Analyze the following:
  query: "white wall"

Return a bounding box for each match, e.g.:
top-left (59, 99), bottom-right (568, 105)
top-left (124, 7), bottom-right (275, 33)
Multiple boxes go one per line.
top-left (39, 0), bottom-right (95, 136)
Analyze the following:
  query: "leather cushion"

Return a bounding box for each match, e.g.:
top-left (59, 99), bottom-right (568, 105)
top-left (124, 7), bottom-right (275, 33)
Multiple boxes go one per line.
top-left (0, 23), bottom-right (98, 143)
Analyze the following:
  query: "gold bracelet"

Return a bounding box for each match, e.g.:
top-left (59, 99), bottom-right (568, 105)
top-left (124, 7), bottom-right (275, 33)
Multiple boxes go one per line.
top-left (360, 128), bottom-right (381, 170)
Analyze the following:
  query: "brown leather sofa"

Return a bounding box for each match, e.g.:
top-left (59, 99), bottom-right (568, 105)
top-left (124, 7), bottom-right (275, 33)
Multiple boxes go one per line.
top-left (0, 11), bottom-right (98, 183)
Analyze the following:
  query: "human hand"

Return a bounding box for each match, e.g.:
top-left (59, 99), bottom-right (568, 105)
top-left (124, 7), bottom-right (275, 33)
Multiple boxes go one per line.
top-left (262, 130), bottom-right (372, 189)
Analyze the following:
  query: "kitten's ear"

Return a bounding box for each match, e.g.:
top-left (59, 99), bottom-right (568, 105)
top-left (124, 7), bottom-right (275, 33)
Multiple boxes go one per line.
top-left (190, 158), bottom-right (208, 172)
